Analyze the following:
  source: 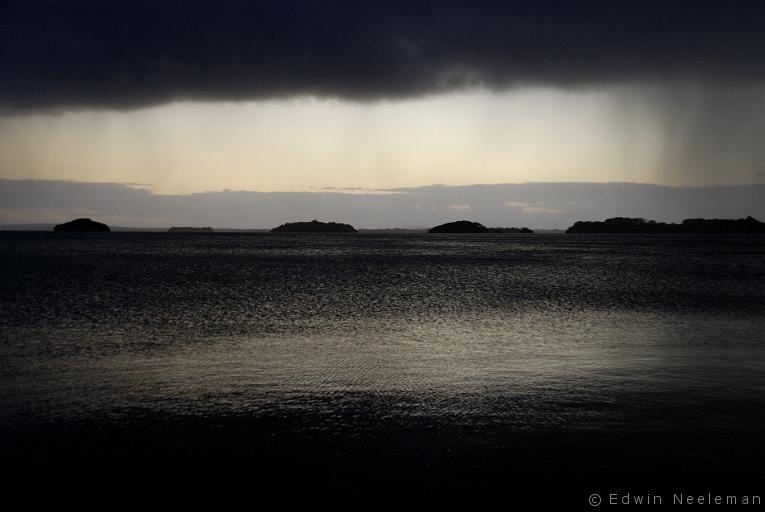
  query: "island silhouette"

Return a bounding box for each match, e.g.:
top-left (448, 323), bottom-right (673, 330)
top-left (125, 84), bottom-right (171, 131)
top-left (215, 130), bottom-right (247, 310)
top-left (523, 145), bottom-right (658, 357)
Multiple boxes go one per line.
top-left (566, 216), bottom-right (765, 234)
top-left (271, 220), bottom-right (357, 233)
top-left (429, 221), bottom-right (488, 233)
top-left (428, 220), bottom-right (533, 233)
top-left (54, 218), bottom-right (110, 232)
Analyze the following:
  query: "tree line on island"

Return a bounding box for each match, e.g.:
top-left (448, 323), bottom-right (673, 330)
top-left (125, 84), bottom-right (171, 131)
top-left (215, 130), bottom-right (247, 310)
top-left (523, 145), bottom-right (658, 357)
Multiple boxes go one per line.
top-left (427, 220), bottom-right (533, 233)
top-left (566, 216), bottom-right (765, 234)
top-left (271, 220), bottom-right (357, 233)
top-left (52, 216), bottom-right (765, 234)
top-left (53, 218), bottom-right (110, 232)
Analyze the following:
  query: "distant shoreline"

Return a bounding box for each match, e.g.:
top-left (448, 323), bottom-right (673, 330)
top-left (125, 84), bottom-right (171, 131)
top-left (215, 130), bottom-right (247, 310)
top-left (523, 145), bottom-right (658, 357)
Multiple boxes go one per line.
top-left (566, 216), bottom-right (765, 234)
top-left (5, 215), bottom-right (765, 235)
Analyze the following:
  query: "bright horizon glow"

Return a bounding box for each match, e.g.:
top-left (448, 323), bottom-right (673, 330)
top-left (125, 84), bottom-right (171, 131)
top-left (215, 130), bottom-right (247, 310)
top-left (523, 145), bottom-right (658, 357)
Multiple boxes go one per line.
top-left (1, 86), bottom-right (762, 195)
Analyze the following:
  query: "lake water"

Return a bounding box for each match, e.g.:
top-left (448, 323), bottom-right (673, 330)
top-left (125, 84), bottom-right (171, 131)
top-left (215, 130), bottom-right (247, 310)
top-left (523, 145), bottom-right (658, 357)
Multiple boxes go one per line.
top-left (1, 232), bottom-right (764, 503)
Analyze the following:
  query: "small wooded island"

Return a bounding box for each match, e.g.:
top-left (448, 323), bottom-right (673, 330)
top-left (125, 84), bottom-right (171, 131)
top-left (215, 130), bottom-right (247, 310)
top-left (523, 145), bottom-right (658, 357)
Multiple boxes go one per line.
top-left (566, 216), bottom-right (765, 234)
top-left (271, 220), bottom-right (357, 233)
top-left (168, 226), bottom-right (213, 233)
top-left (54, 218), bottom-right (111, 232)
top-left (428, 220), bottom-right (533, 233)
top-left (487, 226), bottom-right (534, 233)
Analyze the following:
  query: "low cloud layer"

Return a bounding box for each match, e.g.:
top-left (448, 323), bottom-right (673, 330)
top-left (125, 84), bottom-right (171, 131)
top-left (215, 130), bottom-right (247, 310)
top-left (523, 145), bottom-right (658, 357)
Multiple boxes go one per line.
top-left (2, 180), bottom-right (764, 229)
top-left (3, 1), bottom-right (765, 110)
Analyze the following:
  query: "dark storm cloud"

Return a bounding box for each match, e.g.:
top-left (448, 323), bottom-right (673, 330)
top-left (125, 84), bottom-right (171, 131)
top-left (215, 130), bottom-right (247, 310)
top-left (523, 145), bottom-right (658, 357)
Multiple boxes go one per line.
top-left (2, 0), bottom-right (765, 110)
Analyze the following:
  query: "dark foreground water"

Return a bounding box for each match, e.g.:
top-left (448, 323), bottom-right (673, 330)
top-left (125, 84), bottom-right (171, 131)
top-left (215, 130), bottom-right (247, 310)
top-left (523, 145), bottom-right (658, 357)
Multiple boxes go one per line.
top-left (1, 232), bottom-right (764, 506)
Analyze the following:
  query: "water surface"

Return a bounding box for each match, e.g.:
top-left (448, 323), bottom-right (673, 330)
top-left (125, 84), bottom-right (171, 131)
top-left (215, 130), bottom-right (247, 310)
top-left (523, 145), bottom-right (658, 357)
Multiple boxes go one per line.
top-left (1, 233), bottom-right (763, 499)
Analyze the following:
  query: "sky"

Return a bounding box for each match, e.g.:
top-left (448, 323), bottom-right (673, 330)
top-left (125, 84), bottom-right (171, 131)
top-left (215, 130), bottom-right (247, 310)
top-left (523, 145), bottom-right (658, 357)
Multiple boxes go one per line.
top-left (2, 1), bottom-right (765, 226)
